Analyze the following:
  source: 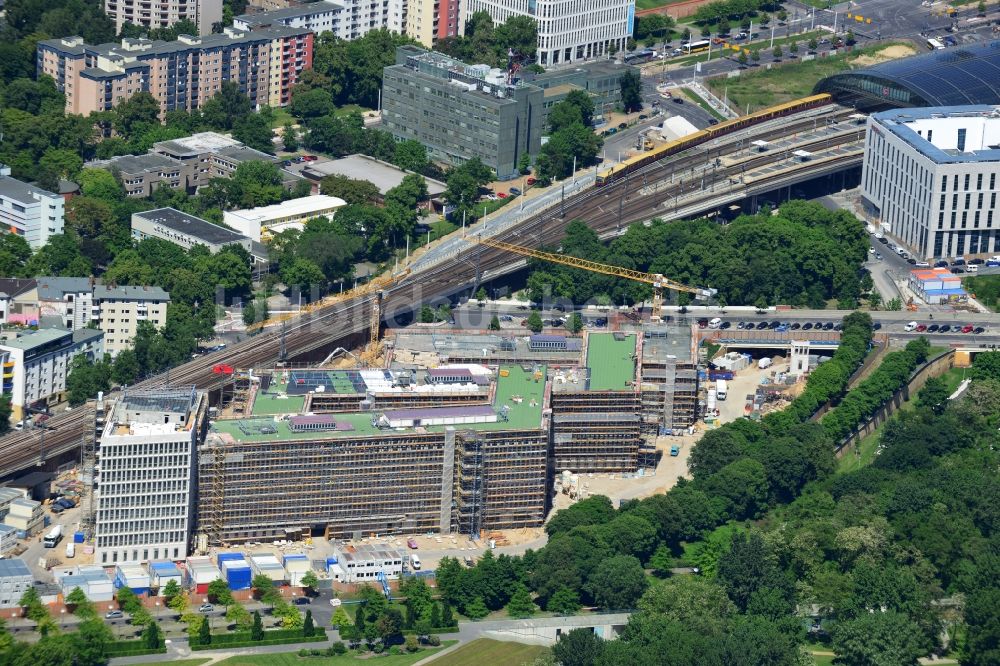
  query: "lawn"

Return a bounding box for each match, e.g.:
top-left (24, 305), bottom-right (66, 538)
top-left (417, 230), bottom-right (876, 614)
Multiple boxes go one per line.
top-left (962, 274), bottom-right (1000, 311)
top-left (636, 0), bottom-right (691, 10)
top-left (706, 42), bottom-right (915, 113)
top-left (670, 30), bottom-right (826, 67)
top-left (213, 642), bottom-right (456, 666)
top-left (270, 107), bottom-right (294, 129)
top-left (129, 661), bottom-right (208, 666)
top-left (812, 654), bottom-right (836, 666)
top-left (681, 88), bottom-right (726, 120)
top-left (426, 638), bottom-right (549, 666)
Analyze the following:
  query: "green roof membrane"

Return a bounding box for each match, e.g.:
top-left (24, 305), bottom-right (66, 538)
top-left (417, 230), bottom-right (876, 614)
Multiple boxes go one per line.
top-left (586, 333), bottom-right (637, 391)
top-left (214, 365), bottom-right (545, 442)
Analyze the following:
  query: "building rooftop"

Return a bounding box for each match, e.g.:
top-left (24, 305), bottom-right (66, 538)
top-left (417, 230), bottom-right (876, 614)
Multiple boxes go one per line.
top-left (872, 105), bottom-right (1000, 163)
top-left (35, 277), bottom-right (93, 300)
top-left (0, 176), bottom-right (59, 203)
top-left (225, 195), bottom-right (347, 224)
top-left (0, 558), bottom-right (31, 578)
top-left (0, 328), bottom-right (72, 351)
top-left (305, 154), bottom-right (447, 197)
top-left (212, 365), bottom-right (544, 442)
top-left (235, 0), bottom-right (344, 24)
top-left (152, 132), bottom-right (243, 157)
top-left (94, 284), bottom-right (170, 301)
top-left (93, 152), bottom-right (180, 174)
top-left (0, 279), bottom-right (37, 299)
top-left (586, 333), bottom-right (636, 391)
top-left (134, 208), bottom-right (249, 245)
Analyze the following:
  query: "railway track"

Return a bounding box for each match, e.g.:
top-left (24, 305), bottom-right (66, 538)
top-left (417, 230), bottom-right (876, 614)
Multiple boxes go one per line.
top-left (0, 104), bottom-right (858, 477)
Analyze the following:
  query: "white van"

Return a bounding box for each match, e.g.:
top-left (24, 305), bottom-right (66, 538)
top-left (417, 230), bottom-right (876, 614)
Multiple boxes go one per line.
top-left (409, 554), bottom-right (421, 570)
top-left (904, 321), bottom-right (918, 332)
top-left (65, 542), bottom-right (75, 559)
top-left (708, 317), bottom-right (723, 329)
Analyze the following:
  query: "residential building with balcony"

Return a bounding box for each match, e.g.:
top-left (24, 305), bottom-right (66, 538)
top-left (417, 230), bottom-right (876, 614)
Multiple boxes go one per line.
top-left (104, 0), bottom-right (222, 37)
top-left (0, 167), bottom-right (65, 250)
top-left (37, 26), bottom-right (313, 117)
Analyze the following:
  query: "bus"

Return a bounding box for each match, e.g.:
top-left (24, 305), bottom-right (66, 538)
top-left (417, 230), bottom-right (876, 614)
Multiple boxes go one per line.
top-left (927, 38), bottom-right (945, 50)
top-left (685, 40), bottom-right (711, 54)
top-left (43, 525), bottom-right (63, 548)
top-left (624, 49), bottom-right (655, 64)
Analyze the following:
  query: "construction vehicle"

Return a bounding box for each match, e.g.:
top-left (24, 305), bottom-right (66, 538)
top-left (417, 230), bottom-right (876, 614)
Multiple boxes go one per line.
top-left (474, 236), bottom-right (715, 321)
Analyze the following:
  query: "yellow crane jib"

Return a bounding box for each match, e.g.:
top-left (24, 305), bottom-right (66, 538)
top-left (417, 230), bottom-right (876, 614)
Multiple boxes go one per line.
top-left (473, 236), bottom-right (714, 319)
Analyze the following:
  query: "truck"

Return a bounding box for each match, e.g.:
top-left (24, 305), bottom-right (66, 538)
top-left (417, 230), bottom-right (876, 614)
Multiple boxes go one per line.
top-left (43, 525), bottom-right (63, 548)
top-left (409, 554), bottom-right (421, 570)
top-left (708, 369), bottom-right (734, 381)
top-left (716, 379), bottom-right (728, 401)
top-left (65, 541), bottom-right (75, 559)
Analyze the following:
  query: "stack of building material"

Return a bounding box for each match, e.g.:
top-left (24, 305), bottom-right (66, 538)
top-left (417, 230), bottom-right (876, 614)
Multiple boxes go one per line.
top-left (0, 524), bottom-right (17, 556)
top-left (186, 556), bottom-right (220, 593)
top-left (217, 553), bottom-right (252, 590)
top-left (148, 561), bottom-right (182, 591)
top-left (3, 498), bottom-right (43, 537)
top-left (114, 563), bottom-right (151, 595)
top-left (282, 554), bottom-right (311, 587)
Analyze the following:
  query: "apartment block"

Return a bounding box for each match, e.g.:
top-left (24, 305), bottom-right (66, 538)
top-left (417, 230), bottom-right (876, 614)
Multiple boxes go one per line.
top-left (0, 328), bottom-right (105, 421)
top-left (95, 388), bottom-right (208, 565)
top-left (382, 46), bottom-right (542, 179)
top-left (234, 1), bottom-right (345, 36)
top-left (466, 0), bottom-right (632, 65)
top-left (95, 285), bottom-right (170, 357)
top-left (104, 0), bottom-right (222, 36)
top-left (0, 167), bottom-right (65, 250)
top-left (37, 27), bottom-right (313, 117)
top-left (862, 105), bottom-right (1000, 260)
top-left (405, 0), bottom-right (463, 47)
top-left (0, 279), bottom-right (40, 327)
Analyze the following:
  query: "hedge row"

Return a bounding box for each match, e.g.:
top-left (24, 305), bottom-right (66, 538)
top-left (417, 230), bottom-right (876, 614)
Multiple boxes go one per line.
top-left (401, 626), bottom-right (460, 635)
top-left (821, 337), bottom-right (930, 442)
top-left (105, 646), bottom-right (168, 657)
top-left (192, 634), bottom-right (327, 651)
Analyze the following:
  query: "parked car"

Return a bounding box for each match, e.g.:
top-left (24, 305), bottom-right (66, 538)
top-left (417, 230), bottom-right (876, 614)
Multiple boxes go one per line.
top-left (719, 321), bottom-right (732, 329)
top-left (873, 322), bottom-right (882, 330)
top-left (496, 192), bottom-right (508, 199)
top-left (526, 177), bottom-right (536, 185)
top-left (756, 321), bottom-right (769, 330)
top-left (927, 324), bottom-right (940, 333)
top-left (790, 322), bottom-right (801, 330)
top-left (802, 322), bottom-right (814, 330)
top-left (198, 604), bottom-right (214, 613)
top-left (302, 155), bottom-right (318, 161)
top-left (509, 187), bottom-right (522, 195)
top-left (874, 252), bottom-right (883, 260)
top-left (407, 538), bottom-right (418, 549)
top-left (670, 445), bottom-right (680, 456)
top-left (974, 327), bottom-right (986, 334)
top-left (962, 324), bottom-right (975, 333)
top-left (618, 122), bottom-right (627, 129)
top-left (294, 597), bottom-right (311, 605)
top-left (823, 322), bottom-right (835, 330)
top-left (50, 504), bottom-right (64, 514)
top-left (105, 610), bottom-right (123, 619)
top-left (938, 324), bottom-right (952, 333)
top-left (916, 324), bottom-right (927, 332)
top-left (904, 321), bottom-right (918, 332)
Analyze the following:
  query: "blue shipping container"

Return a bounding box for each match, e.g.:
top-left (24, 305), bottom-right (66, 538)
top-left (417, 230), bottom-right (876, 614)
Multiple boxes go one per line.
top-left (326, 556), bottom-right (338, 566)
top-left (216, 552), bottom-right (245, 565)
top-left (225, 566), bottom-right (252, 591)
top-left (283, 554), bottom-right (308, 566)
top-left (73, 531), bottom-right (85, 543)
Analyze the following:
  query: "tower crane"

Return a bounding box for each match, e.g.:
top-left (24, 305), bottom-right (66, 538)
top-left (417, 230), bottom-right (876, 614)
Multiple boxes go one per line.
top-left (474, 236), bottom-right (715, 320)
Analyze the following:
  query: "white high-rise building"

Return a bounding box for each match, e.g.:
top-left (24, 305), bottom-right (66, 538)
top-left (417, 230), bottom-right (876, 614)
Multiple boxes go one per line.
top-left (862, 105), bottom-right (1000, 260)
top-left (465, 0), bottom-right (633, 65)
top-left (104, 0), bottom-right (222, 35)
top-left (94, 388), bottom-right (206, 565)
top-left (0, 167), bottom-right (64, 250)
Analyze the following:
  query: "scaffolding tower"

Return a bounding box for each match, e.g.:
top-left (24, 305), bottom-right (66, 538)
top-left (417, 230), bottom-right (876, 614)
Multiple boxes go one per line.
top-left (79, 395), bottom-right (105, 540)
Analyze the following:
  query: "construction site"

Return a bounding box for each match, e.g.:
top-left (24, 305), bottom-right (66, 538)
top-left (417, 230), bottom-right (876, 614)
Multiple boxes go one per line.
top-left (194, 324), bottom-right (699, 548)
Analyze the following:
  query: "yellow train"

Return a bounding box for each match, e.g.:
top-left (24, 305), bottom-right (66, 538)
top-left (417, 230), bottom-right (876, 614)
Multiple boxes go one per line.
top-left (594, 93), bottom-right (834, 187)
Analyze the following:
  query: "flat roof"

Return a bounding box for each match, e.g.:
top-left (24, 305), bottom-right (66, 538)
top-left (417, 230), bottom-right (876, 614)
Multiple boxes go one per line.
top-left (235, 0), bottom-right (344, 24)
top-left (873, 105), bottom-right (1000, 163)
top-left (153, 132), bottom-right (242, 156)
top-left (586, 333), bottom-right (636, 391)
top-left (224, 195), bottom-right (347, 224)
top-left (0, 328), bottom-right (72, 351)
top-left (94, 152), bottom-right (180, 174)
top-left (213, 365), bottom-right (544, 442)
top-left (134, 207), bottom-right (249, 245)
top-left (0, 559), bottom-right (32, 578)
top-left (0, 176), bottom-right (58, 203)
top-left (307, 154), bottom-right (446, 197)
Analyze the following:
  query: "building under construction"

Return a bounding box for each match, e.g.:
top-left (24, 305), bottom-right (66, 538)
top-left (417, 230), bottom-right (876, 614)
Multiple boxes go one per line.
top-left (638, 323), bottom-right (699, 433)
top-left (197, 326), bottom-right (699, 547)
top-left (197, 365), bottom-right (550, 545)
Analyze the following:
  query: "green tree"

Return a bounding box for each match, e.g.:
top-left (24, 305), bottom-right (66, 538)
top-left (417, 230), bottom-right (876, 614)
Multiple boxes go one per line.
top-left (716, 531), bottom-right (791, 612)
top-left (142, 621), bottom-right (162, 649)
top-left (518, 153), bottom-right (532, 175)
top-left (506, 584), bottom-right (536, 618)
top-left (441, 602), bottom-right (456, 627)
top-left (586, 555), bottom-right (648, 610)
top-left (476, 287), bottom-right (488, 303)
top-left (320, 175), bottom-right (381, 206)
top-left (566, 312), bottom-right (583, 333)
top-left (114, 91), bottom-right (161, 138)
top-left (242, 300), bottom-right (257, 326)
top-left (772, 45), bottom-right (782, 59)
top-left (552, 627), bottom-right (605, 666)
top-left (789, 41), bottom-right (798, 55)
top-left (251, 610), bottom-right (264, 641)
top-left (303, 609), bottom-right (315, 637)
top-left (112, 349), bottom-right (140, 386)
top-left (198, 614), bottom-right (212, 645)
top-left (831, 611), bottom-right (925, 666)
top-left (464, 596), bottom-right (489, 619)
top-left (964, 587), bottom-right (1000, 666)
top-left (330, 606), bottom-right (352, 628)
top-left (751, 49), bottom-right (761, 63)
top-left (808, 37), bottom-right (818, 51)
top-left (845, 30), bottom-right (856, 46)
top-left (489, 315), bottom-right (501, 330)
top-left (282, 122), bottom-right (299, 152)
top-left (206, 579), bottom-right (234, 606)
top-left (886, 297), bottom-right (903, 311)
top-left (72, 618), bottom-right (114, 666)
top-left (0, 396), bottom-right (10, 436)
top-left (167, 590), bottom-right (189, 614)
top-left (116, 586), bottom-right (142, 614)
top-left (420, 305), bottom-right (436, 323)
top-left (78, 169), bottom-right (124, 203)
top-left (916, 376), bottom-right (949, 415)
top-left (200, 81), bottom-right (253, 131)
top-left (300, 570), bottom-right (319, 594)
top-left (737, 51), bottom-right (748, 67)
top-left (547, 587), bottom-right (582, 615)
top-left (226, 603), bottom-right (253, 631)
top-left (526, 311), bottom-right (543, 333)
